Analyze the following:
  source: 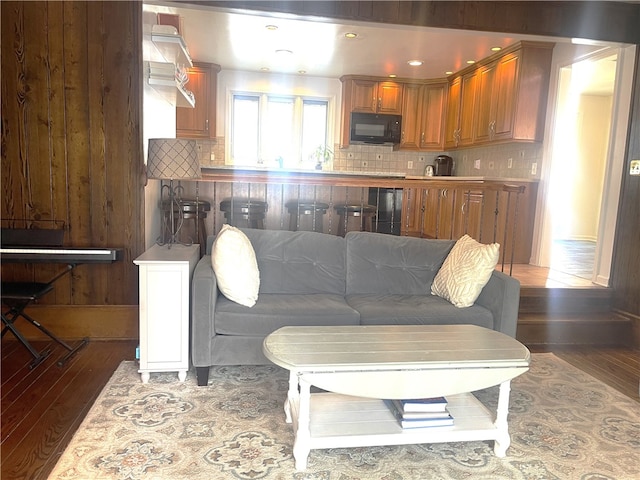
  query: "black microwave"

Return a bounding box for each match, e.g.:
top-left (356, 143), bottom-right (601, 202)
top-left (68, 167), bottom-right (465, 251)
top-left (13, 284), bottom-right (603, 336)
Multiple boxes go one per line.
top-left (350, 112), bottom-right (402, 145)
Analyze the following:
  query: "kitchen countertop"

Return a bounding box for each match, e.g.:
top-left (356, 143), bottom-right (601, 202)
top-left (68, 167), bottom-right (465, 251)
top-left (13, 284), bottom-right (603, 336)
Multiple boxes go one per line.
top-left (201, 166), bottom-right (537, 183)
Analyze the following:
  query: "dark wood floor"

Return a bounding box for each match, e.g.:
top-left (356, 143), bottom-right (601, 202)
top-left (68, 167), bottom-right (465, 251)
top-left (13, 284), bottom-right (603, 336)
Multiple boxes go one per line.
top-left (1, 338), bottom-right (638, 480)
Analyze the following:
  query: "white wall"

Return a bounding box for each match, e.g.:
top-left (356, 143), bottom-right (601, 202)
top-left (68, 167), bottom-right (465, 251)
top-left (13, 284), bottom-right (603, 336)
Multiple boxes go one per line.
top-left (142, 7), bottom-right (178, 249)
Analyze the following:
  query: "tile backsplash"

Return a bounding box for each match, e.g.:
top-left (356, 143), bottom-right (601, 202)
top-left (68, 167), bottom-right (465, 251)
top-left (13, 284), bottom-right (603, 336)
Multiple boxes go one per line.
top-left (195, 137), bottom-right (543, 180)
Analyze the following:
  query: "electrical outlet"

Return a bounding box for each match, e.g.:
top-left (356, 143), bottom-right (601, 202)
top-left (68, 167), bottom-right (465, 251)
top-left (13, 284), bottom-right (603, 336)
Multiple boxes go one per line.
top-left (507, 157), bottom-right (513, 169)
top-left (376, 154), bottom-right (383, 161)
top-left (531, 162), bottom-right (537, 175)
top-left (474, 159), bottom-right (481, 169)
top-left (347, 152), bottom-right (354, 159)
top-left (407, 160), bottom-right (413, 169)
top-left (210, 152), bottom-right (215, 161)
top-left (488, 161), bottom-right (494, 170)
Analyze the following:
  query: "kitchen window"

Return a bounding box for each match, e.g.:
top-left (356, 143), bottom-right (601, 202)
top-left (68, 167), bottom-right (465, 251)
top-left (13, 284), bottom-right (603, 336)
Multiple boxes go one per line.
top-left (230, 93), bottom-right (329, 169)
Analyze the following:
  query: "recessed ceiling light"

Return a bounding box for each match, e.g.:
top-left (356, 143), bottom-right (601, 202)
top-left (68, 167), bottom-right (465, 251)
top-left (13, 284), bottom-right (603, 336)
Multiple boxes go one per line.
top-left (260, 67), bottom-right (270, 72)
top-left (466, 60), bottom-right (476, 64)
top-left (491, 46), bottom-right (502, 52)
top-left (345, 32), bottom-right (357, 39)
top-left (265, 25), bottom-right (278, 31)
top-left (389, 74), bottom-right (397, 78)
top-left (298, 70), bottom-right (307, 75)
top-left (407, 60), bottom-right (423, 66)
top-left (445, 71), bottom-right (453, 75)
top-left (275, 49), bottom-right (293, 56)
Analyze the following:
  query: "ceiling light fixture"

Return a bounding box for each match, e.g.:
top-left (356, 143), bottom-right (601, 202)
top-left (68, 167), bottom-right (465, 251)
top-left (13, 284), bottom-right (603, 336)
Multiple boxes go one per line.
top-left (265, 25), bottom-right (278, 31)
top-left (260, 67), bottom-right (270, 72)
top-left (388, 74), bottom-right (397, 78)
top-left (491, 46), bottom-right (502, 52)
top-left (275, 49), bottom-right (293, 55)
top-left (466, 60), bottom-right (476, 65)
top-left (445, 71), bottom-right (453, 75)
top-left (407, 60), bottom-right (423, 66)
top-left (345, 32), bottom-right (357, 38)
top-left (298, 70), bottom-right (307, 75)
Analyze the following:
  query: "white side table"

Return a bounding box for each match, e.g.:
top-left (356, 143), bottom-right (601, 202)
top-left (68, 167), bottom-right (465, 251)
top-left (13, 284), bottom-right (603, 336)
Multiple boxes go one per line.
top-left (134, 244), bottom-right (199, 383)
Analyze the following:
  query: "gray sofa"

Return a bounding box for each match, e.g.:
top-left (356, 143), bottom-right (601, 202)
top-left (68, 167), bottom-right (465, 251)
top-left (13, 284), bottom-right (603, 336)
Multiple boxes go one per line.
top-left (191, 228), bottom-right (521, 386)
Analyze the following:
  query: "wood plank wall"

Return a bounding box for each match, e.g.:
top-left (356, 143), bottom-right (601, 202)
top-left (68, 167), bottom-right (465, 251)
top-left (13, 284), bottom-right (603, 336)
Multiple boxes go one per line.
top-left (2, 1), bottom-right (640, 339)
top-left (1, 1), bottom-right (144, 337)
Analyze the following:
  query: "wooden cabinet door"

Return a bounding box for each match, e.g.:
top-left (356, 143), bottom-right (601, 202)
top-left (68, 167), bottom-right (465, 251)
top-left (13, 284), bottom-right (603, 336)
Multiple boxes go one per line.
top-left (474, 61), bottom-right (497, 143)
top-left (419, 82), bottom-right (446, 149)
top-left (444, 76), bottom-right (462, 148)
top-left (176, 62), bottom-right (219, 139)
top-left (454, 190), bottom-right (483, 239)
top-left (458, 71), bottom-right (478, 147)
top-left (351, 79), bottom-right (378, 113)
top-left (401, 187), bottom-right (423, 236)
top-left (492, 52), bottom-right (520, 140)
top-left (399, 83), bottom-right (422, 150)
top-left (421, 187), bottom-right (455, 239)
top-left (377, 81), bottom-right (404, 114)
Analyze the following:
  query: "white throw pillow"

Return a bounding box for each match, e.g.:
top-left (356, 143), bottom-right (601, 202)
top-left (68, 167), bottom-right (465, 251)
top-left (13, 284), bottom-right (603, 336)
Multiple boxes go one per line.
top-left (211, 225), bottom-right (260, 307)
top-left (431, 235), bottom-right (500, 308)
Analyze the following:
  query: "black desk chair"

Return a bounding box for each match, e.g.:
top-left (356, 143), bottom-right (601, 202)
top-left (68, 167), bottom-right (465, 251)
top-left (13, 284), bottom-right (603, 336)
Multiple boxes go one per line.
top-left (1, 226), bottom-right (88, 369)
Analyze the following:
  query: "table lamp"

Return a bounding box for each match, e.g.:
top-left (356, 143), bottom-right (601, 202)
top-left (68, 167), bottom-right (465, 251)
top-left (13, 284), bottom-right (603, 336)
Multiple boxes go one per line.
top-left (147, 138), bottom-right (201, 246)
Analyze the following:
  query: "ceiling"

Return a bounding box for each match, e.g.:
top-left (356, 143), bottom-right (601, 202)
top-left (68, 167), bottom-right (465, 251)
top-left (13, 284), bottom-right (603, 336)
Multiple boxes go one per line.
top-left (144, 2), bottom-right (619, 94)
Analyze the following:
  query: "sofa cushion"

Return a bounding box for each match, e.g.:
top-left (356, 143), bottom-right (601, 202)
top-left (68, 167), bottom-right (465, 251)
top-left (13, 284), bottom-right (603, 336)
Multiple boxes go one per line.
top-left (431, 235), bottom-right (500, 308)
top-left (347, 294), bottom-right (494, 329)
top-left (215, 293), bottom-right (360, 336)
top-left (345, 232), bottom-right (454, 295)
top-left (242, 229), bottom-right (347, 295)
top-left (211, 225), bottom-right (260, 307)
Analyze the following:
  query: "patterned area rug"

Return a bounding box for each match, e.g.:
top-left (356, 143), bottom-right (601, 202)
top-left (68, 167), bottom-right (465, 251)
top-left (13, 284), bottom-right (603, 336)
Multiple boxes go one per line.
top-left (49, 353), bottom-right (639, 480)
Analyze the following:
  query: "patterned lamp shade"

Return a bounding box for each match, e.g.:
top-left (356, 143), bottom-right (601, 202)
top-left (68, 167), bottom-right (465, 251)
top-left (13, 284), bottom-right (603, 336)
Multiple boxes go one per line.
top-left (147, 138), bottom-right (201, 180)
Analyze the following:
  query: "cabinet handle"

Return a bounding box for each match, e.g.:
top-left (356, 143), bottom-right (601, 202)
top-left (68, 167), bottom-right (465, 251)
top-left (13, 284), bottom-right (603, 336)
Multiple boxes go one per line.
top-left (205, 119), bottom-right (209, 131)
top-left (461, 202), bottom-right (466, 215)
top-left (378, 98), bottom-right (381, 109)
top-left (421, 132), bottom-right (425, 144)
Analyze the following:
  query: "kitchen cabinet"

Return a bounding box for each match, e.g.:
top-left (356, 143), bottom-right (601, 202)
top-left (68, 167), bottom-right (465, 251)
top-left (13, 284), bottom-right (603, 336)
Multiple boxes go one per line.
top-left (401, 181), bottom-right (537, 264)
top-left (176, 62), bottom-right (220, 139)
top-left (474, 52), bottom-right (520, 143)
top-left (444, 71), bottom-right (477, 149)
top-left (445, 41), bottom-right (553, 148)
top-left (346, 78), bottom-right (404, 114)
top-left (399, 81), bottom-right (447, 151)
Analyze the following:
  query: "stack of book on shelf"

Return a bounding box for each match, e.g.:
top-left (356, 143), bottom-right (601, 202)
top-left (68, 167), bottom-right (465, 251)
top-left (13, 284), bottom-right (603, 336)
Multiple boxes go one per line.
top-left (385, 396), bottom-right (454, 429)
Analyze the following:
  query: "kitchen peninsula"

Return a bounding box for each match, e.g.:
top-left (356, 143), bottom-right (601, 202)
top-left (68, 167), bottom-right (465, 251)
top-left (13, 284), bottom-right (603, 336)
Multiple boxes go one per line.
top-left (190, 167), bottom-right (537, 265)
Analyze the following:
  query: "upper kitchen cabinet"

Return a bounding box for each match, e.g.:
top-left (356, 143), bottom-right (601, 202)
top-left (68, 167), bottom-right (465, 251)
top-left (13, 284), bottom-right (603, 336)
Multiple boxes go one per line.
top-left (399, 81), bottom-right (447, 151)
top-left (444, 71), bottom-right (478, 149)
top-left (449, 41), bottom-right (553, 148)
top-left (176, 62), bottom-right (221, 139)
top-left (344, 77), bottom-right (404, 114)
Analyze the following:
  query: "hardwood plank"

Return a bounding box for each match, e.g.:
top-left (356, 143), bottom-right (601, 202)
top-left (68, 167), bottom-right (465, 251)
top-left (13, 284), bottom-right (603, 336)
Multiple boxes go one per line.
top-left (0, 340), bottom-right (137, 480)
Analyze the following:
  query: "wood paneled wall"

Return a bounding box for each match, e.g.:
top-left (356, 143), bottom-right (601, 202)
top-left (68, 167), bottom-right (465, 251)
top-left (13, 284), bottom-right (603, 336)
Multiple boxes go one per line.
top-left (1, 2), bottom-right (144, 310)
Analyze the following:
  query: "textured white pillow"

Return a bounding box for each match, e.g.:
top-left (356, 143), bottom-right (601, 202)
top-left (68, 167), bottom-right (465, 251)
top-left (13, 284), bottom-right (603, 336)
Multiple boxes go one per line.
top-left (431, 235), bottom-right (500, 308)
top-left (211, 225), bottom-right (260, 307)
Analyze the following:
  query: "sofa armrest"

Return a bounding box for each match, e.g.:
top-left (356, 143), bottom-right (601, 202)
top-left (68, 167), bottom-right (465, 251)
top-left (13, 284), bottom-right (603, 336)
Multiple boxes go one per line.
top-left (191, 255), bottom-right (219, 367)
top-left (474, 270), bottom-right (521, 338)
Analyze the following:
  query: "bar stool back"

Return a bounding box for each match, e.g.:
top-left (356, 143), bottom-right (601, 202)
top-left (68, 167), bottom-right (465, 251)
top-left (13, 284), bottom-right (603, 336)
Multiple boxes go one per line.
top-left (161, 199), bottom-right (211, 256)
top-left (220, 199), bottom-right (268, 229)
top-left (334, 204), bottom-right (377, 236)
top-left (285, 201), bottom-right (329, 233)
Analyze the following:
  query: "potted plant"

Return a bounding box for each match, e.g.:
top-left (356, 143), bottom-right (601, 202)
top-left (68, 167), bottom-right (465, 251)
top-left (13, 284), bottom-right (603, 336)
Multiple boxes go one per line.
top-left (310, 144), bottom-right (333, 170)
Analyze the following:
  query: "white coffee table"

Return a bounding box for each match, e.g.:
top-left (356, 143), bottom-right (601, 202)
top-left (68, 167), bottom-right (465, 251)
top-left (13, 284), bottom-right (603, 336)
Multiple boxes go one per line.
top-left (263, 324), bottom-right (530, 470)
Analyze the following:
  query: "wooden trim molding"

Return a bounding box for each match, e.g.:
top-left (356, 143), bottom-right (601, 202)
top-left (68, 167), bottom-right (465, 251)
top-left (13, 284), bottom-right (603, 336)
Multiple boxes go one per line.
top-left (11, 306), bottom-right (139, 341)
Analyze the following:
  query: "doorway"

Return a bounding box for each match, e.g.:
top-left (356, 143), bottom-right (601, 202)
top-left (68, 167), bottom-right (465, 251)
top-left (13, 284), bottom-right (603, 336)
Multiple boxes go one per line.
top-left (536, 45), bottom-right (635, 286)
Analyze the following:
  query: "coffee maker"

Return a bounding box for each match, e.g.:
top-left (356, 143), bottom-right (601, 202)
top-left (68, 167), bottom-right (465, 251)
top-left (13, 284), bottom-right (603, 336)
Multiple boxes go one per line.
top-left (434, 155), bottom-right (454, 176)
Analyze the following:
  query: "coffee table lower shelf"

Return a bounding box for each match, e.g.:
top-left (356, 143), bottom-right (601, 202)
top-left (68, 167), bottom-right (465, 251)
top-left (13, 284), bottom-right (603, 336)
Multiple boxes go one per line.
top-left (287, 389), bottom-right (509, 470)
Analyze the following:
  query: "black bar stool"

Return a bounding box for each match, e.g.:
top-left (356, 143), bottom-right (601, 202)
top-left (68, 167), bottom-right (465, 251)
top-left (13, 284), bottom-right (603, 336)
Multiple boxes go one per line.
top-left (161, 198), bottom-right (211, 255)
top-left (220, 199), bottom-right (268, 229)
top-left (285, 200), bottom-right (329, 233)
top-left (334, 204), bottom-right (377, 236)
